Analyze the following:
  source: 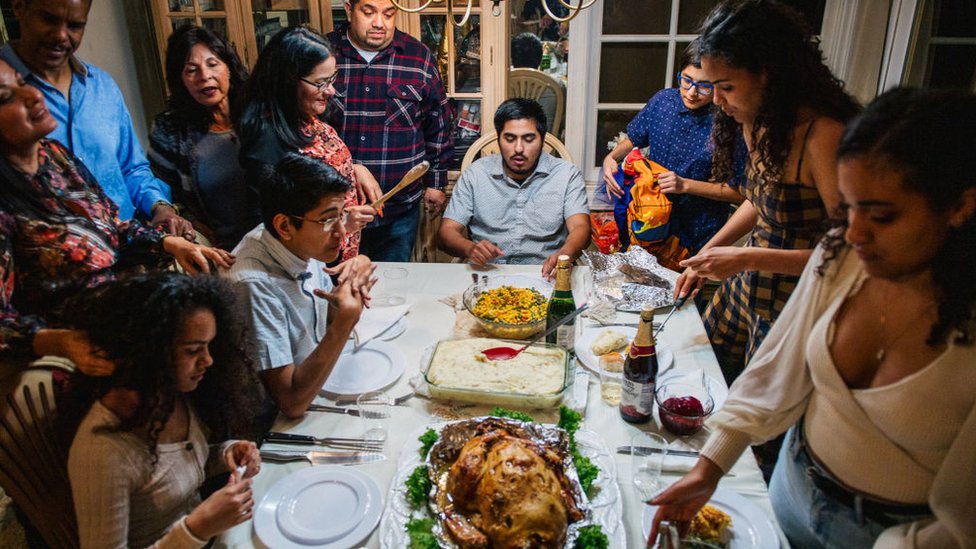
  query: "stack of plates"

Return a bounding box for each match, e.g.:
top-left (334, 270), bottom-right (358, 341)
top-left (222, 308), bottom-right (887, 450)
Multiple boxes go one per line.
top-left (255, 466), bottom-right (383, 548)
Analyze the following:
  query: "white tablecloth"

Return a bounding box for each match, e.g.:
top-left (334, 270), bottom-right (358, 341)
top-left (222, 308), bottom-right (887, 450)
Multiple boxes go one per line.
top-left (217, 262), bottom-right (785, 548)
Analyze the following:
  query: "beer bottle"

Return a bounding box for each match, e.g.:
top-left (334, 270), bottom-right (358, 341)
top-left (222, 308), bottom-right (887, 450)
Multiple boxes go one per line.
top-left (619, 307), bottom-right (658, 423)
top-left (545, 255), bottom-right (576, 352)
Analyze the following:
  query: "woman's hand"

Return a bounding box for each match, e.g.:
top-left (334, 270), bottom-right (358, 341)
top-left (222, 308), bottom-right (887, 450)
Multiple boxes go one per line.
top-left (150, 204), bottom-right (195, 240)
top-left (345, 205), bottom-right (376, 233)
top-left (602, 155), bottom-right (624, 199)
top-left (352, 164), bottom-right (382, 203)
top-left (647, 458), bottom-right (724, 544)
top-left (224, 441), bottom-right (261, 480)
top-left (162, 236), bottom-right (235, 275)
top-left (657, 171), bottom-right (686, 194)
top-left (674, 267), bottom-right (704, 302)
top-left (679, 247), bottom-right (749, 281)
top-left (184, 475), bottom-right (254, 540)
top-left (34, 329), bottom-right (116, 376)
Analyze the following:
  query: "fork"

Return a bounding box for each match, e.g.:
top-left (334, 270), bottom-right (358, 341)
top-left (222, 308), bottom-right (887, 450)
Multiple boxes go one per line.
top-left (333, 393), bottom-right (414, 407)
top-left (263, 431), bottom-right (384, 451)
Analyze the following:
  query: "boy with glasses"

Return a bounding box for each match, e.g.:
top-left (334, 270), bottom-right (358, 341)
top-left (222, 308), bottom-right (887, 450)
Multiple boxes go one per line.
top-left (226, 154), bottom-right (375, 419)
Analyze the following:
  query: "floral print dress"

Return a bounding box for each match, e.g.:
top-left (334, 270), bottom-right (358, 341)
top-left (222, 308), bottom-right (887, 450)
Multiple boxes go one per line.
top-left (0, 139), bottom-right (167, 355)
top-left (300, 117), bottom-right (363, 261)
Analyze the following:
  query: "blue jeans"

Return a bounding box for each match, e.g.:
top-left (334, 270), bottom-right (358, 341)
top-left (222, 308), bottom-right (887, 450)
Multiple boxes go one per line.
top-left (359, 204), bottom-right (420, 262)
top-left (769, 426), bottom-right (933, 549)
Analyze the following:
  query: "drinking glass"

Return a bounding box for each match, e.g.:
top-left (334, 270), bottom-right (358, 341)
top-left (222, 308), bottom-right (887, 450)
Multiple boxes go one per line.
top-left (357, 391), bottom-right (392, 442)
top-left (373, 267), bottom-right (408, 307)
top-left (598, 356), bottom-right (622, 406)
top-left (631, 431), bottom-right (668, 502)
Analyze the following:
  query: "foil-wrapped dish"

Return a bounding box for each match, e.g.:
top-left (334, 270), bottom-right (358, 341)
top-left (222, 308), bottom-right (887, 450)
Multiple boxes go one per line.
top-left (581, 247), bottom-right (678, 312)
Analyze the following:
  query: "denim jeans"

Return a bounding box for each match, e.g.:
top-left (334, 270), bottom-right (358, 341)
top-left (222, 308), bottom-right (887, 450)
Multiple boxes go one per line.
top-left (359, 204), bottom-right (420, 262)
top-left (769, 426), bottom-right (933, 549)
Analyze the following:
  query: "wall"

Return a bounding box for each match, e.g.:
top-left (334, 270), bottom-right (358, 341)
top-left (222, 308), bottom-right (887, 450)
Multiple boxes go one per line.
top-left (76, 0), bottom-right (150, 149)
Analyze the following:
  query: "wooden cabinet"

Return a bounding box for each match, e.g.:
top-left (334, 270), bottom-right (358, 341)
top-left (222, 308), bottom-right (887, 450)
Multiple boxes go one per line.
top-left (148, 0), bottom-right (341, 69)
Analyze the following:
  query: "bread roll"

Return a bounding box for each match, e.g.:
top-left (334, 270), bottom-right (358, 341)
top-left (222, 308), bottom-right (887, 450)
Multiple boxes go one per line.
top-left (590, 329), bottom-right (629, 355)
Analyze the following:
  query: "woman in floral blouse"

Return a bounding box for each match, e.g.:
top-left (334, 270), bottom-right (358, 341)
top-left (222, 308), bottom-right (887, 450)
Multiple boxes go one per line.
top-left (237, 26), bottom-right (380, 260)
top-left (0, 58), bottom-right (234, 374)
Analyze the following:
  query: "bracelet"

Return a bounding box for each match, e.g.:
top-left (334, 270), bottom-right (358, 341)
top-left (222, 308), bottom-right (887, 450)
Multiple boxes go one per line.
top-left (150, 200), bottom-right (176, 217)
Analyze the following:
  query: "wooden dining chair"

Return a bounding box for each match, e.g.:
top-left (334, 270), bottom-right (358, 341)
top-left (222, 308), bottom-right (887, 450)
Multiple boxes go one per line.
top-left (508, 67), bottom-right (565, 137)
top-left (460, 131), bottom-right (573, 173)
top-left (0, 366), bottom-right (79, 548)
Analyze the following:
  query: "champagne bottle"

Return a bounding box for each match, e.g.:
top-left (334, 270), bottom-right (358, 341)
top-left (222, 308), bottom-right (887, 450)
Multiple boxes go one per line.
top-left (545, 255), bottom-right (576, 352)
top-left (619, 307), bottom-right (659, 423)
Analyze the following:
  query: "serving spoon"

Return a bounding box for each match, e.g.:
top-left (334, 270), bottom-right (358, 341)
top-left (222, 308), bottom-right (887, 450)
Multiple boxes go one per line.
top-left (481, 304), bottom-right (589, 361)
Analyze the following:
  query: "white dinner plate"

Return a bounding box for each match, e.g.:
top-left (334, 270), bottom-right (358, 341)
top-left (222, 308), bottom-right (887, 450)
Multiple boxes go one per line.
top-left (656, 369), bottom-right (729, 411)
top-left (255, 466), bottom-right (383, 549)
top-left (641, 488), bottom-right (780, 548)
top-left (575, 326), bottom-right (673, 374)
top-left (322, 340), bottom-right (406, 395)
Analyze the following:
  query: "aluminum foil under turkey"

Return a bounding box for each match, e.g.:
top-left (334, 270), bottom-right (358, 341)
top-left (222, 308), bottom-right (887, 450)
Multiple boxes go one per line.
top-left (581, 247), bottom-right (678, 312)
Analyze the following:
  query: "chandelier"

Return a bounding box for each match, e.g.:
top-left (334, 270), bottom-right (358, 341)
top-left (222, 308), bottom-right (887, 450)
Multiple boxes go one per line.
top-left (390, 0), bottom-right (598, 27)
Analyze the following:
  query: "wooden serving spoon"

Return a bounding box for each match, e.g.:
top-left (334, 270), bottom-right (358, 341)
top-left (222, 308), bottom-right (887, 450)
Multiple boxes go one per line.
top-left (370, 161), bottom-right (430, 210)
top-left (481, 304), bottom-right (589, 361)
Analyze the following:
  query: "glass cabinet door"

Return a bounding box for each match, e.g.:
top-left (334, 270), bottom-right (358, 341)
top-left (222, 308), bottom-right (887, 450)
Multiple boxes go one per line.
top-left (158, 0), bottom-right (237, 41)
top-left (245, 0), bottom-right (314, 57)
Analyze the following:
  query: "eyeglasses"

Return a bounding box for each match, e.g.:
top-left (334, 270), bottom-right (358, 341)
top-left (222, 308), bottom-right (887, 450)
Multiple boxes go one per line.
top-left (290, 211), bottom-right (349, 232)
top-left (299, 72), bottom-right (340, 92)
top-left (676, 73), bottom-right (714, 97)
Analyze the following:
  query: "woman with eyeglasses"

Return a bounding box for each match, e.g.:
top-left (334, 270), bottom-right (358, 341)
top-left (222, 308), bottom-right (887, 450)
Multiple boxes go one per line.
top-left (236, 27), bottom-right (379, 260)
top-left (602, 40), bottom-right (747, 271)
top-left (675, 0), bottom-right (860, 385)
top-left (149, 25), bottom-right (253, 250)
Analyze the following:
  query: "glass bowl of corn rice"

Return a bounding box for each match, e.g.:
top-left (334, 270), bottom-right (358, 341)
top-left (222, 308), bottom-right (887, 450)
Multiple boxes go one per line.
top-left (462, 275), bottom-right (553, 339)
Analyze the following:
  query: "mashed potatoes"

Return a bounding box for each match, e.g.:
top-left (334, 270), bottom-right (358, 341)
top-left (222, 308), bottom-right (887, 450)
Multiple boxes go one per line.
top-left (427, 338), bottom-right (567, 395)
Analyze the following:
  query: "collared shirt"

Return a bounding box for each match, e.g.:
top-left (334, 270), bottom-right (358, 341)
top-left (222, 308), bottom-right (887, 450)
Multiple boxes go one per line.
top-left (444, 152), bottom-right (589, 264)
top-left (326, 27), bottom-right (453, 224)
top-left (625, 88), bottom-right (747, 254)
top-left (0, 44), bottom-right (171, 221)
top-left (225, 226), bottom-right (332, 371)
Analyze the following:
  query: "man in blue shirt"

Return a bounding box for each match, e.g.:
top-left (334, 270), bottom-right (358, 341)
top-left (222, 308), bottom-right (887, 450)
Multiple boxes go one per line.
top-left (1, 0), bottom-right (193, 238)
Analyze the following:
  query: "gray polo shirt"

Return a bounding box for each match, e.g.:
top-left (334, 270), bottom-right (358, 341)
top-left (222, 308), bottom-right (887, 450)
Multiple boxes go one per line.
top-left (444, 152), bottom-right (589, 264)
top-left (224, 226), bottom-right (332, 371)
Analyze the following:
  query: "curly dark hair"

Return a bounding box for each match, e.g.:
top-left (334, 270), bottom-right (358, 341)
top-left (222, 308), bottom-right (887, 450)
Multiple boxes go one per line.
top-left (163, 25), bottom-right (249, 132)
top-left (699, 0), bottom-right (860, 184)
top-left (58, 272), bottom-right (266, 462)
top-left (818, 87), bottom-right (976, 345)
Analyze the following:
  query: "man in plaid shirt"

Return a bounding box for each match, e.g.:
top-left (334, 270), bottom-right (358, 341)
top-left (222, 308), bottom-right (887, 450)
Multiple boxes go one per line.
top-left (327, 0), bottom-right (454, 262)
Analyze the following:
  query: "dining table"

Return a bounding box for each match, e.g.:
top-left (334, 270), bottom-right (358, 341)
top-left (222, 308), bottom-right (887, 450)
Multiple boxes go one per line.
top-left (216, 261), bottom-right (787, 548)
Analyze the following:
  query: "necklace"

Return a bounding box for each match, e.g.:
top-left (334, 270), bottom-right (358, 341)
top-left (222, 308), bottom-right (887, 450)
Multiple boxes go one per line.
top-left (876, 285), bottom-right (937, 363)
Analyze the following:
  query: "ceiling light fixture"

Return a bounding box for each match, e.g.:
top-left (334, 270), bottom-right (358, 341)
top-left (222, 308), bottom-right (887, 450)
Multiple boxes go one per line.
top-left (390, 0), bottom-right (598, 27)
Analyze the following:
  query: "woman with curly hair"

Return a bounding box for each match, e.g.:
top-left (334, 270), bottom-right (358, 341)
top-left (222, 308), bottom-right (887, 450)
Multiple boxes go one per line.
top-left (63, 272), bottom-right (266, 548)
top-left (236, 26), bottom-right (380, 260)
top-left (651, 88), bottom-right (976, 549)
top-left (149, 25), bottom-right (254, 250)
top-left (674, 0), bottom-right (860, 381)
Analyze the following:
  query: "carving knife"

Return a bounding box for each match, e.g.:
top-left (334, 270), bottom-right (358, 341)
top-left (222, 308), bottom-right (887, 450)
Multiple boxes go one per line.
top-left (260, 449), bottom-right (385, 465)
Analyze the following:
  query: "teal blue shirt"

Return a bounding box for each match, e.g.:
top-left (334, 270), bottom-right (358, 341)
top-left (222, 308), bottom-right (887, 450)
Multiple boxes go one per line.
top-left (0, 44), bottom-right (170, 221)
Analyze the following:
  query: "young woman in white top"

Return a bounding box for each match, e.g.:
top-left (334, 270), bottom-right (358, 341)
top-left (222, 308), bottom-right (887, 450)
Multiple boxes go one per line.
top-left (649, 88), bottom-right (976, 548)
top-left (63, 273), bottom-right (264, 548)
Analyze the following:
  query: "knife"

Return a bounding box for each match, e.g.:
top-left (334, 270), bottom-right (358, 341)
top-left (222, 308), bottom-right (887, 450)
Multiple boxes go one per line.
top-left (260, 449), bottom-right (385, 465)
top-left (616, 445), bottom-right (700, 458)
top-left (370, 161), bottom-right (430, 210)
top-left (306, 404), bottom-right (389, 419)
